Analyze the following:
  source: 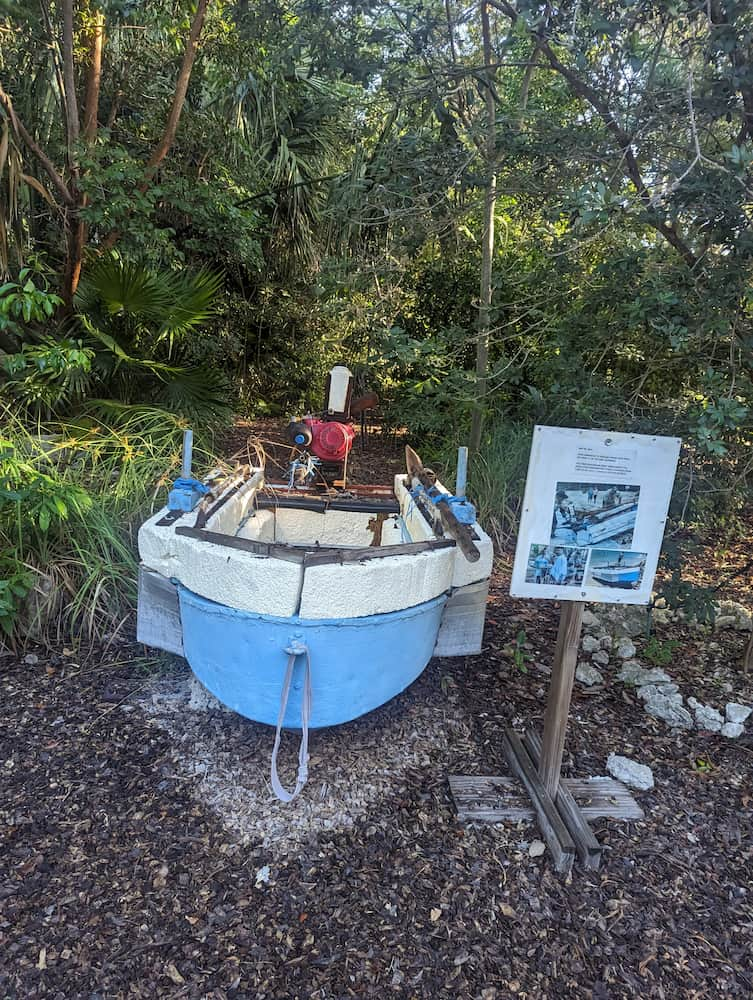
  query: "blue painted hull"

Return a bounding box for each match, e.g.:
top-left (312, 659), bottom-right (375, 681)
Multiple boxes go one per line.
top-left (178, 586), bottom-right (448, 728)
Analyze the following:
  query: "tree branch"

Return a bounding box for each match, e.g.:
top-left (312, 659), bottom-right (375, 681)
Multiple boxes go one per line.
top-left (0, 82), bottom-right (74, 206)
top-left (144, 0), bottom-right (209, 175)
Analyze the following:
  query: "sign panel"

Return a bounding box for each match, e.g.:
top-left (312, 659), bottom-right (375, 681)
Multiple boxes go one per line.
top-left (510, 426), bottom-right (681, 605)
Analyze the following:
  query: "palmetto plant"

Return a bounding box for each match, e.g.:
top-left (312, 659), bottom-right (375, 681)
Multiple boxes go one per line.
top-left (73, 258), bottom-right (230, 425)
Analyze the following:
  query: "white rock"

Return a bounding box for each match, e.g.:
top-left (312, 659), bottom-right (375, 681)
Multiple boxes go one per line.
top-left (581, 610), bottom-right (601, 628)
top-left (617, 662), bottom-right (672, 687)
top-left (528, 840), bottom-right (546, 858)
top-left (637, 683), bottom-right (680, 701)
top-left (721, 722), bottom-right (745, 739)
top-left (606, 754), bottom-right (654, 791)
top-left (592, 649), bottom-right (610, 667)
top-left (725, 703), bottom-right (752, 725)
top-left (651, 608), bottom-right (672, 626)
top-left (692, 703), bottom-right (724, 733)
top-left (615, 639), bottom-right (637, 660)
top-left (581, 635), bottom-right (601, 654)
top-left (642, 692), bottom-right (693, 730)
top-left (576, 663), bottom-right (604, 686)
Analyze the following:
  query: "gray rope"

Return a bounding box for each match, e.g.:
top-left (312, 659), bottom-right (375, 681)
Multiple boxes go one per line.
top-left (270, 640), bottom-right (311, 803)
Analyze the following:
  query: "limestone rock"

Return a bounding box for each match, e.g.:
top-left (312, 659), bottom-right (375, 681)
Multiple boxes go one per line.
top-left (691, 703), bottom-right (724, 733)
top-left (637, 683), bottom-right (680, 701)
top-left (721, 722), bottom-right (744, 739)
top-left (581, 609), bottom-right (601, 630)
top-left (606, 753), bottom-right (654, 791)
top-left (188, 676), bottom-right (225, 712)
top-left (617, 662), bottom-right (672, 687)
top-left (725, 703), bottom-right (752, 725)
top-left (650, 607), bottom-right (672, 626)
top-left (615, 638), bottom-right (637, 660)
top-left (642, 690), bottom-right (693, 730)
top-left (592, 649), bottom-right (610, 667)
top-left (576, 662), bottom-right (604, 686)
top-left (581, 635), bottom-right (601, 654)
top-left (715, 600), bottom-right (752, 631)
top-left (602, 606), bottom-right (648, 637)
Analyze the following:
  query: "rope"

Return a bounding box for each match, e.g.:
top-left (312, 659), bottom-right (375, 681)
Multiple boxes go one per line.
top-left (270, 640), bottom-right (312, 803)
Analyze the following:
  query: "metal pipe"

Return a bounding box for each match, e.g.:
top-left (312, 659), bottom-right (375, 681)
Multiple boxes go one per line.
top-left (455, 446), bottom-right (468, 499)
top-left (181, 429), bottom-right (193, 479)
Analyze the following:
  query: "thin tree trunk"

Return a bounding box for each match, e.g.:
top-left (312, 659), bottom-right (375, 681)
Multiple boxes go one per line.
top-left (83, 10), bottom-right (104, 143)
top-left (145, 0), bottom-right (209, 175)
top-left (61, 8), bottom-right (106, 307)
top-left (61, 0), bottom-right (80, 161)
top-left (469, 1), bottom-right (497, 454)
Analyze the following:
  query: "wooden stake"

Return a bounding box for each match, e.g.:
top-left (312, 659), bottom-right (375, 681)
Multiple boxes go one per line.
top-left (538, 600), bottom-right (585, 797)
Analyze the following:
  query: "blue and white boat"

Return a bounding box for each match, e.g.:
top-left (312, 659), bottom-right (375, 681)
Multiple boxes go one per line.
top-left (136, 443), bottom-right (492, 799)
top-left (590, 561), bottom-right (643, 588)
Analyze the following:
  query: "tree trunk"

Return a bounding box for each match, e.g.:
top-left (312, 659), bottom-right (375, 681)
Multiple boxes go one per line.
top-left (83, 10), bottom-right (105, 143)
top-left (469, 1), bottom-right (497, 455)
top-left (60, 8), bottom-right (106, 308)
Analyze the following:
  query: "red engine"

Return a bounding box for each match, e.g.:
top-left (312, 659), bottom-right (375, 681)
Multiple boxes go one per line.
top-left (305, 418), bottom-right (355, 463)
top-left (286, 365), bottom-right (376, 486)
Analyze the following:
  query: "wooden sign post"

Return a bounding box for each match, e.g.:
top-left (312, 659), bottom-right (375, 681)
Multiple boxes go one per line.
top-left (539, 600), bottom-right (584, 796)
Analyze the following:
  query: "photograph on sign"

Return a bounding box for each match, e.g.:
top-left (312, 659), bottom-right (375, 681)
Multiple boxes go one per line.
top-left (510, 426), bottom-right (681, 605)
top-left (525, 544), bottom-right (588, 586)
top-left (551, 482), bottom-right (639, 549)
top-left (585, 549), bottom-right (648, 590)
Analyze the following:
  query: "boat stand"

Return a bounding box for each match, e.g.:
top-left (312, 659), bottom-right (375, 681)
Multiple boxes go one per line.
top-left (449, 602), bottom-right (643, 874)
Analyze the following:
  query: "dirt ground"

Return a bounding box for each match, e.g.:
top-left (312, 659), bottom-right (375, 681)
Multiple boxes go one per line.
top-left (2, 429), bottom-right (753, 1000)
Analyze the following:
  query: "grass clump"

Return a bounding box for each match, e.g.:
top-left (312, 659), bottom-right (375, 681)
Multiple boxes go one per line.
top-left (0, 401), bottom-right (214, 648)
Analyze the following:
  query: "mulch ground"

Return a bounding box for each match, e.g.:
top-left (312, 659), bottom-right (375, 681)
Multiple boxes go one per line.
top-left (2, 430), bottom-right (753, 1000)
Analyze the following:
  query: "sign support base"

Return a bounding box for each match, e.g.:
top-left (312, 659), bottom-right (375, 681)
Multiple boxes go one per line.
top-left (449, 601), bottom-right (643, 874)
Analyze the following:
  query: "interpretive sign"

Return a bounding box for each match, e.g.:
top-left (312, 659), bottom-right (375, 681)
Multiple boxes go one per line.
top-left (510, 426), bottom-right (681, 605)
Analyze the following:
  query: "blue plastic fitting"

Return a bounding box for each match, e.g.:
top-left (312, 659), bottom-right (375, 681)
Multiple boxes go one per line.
top-left (168, 476), bottom-right (211, 512)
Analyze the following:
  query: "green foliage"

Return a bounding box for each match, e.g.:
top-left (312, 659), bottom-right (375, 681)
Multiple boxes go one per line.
top-left (75, 259), bottom-right (231, 425)
top-left (0, 400), bottom-right (213, 644)
top-left (0, 269), bottom-right (63, 339)
top-left (503, 629), bottom-right (533, 673)
top-left (643, 636), bottom-right (681, 669)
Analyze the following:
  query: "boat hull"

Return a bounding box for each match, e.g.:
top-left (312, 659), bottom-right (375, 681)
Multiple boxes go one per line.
top-left (178, 585), bottom-right (448, 728)
top-left (591, 567), bottom-right (641, 588)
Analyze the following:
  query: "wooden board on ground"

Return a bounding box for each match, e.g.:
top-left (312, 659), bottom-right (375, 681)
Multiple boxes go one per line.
top-left (503, 727), bottom-right (576, 874)
top-left (524, 729), bottom-right (602, 869)
top-left (449, 774), bottom-right (644, 822)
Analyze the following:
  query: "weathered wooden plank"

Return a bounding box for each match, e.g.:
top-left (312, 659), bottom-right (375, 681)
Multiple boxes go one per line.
top-left (524, 730), bottom-right (602, 870)
top-left (539, 600), bottom-right (584, 796)
top-left (175, 526), bottom-right (455, 565)
top-left (448, 775), bottom-right (644, 822)
top-left (136, 565), bottom-right (184, 656)
top-left (448, 775), bottom-right (532, 822)
top-left (503, 728), bottom-right (575, 873)
top-left (564, 778), bottom-right (644, 820)
top-left (433, 578), bottom-right (490, 656)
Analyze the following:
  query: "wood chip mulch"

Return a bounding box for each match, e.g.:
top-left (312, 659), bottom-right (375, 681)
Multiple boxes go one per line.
top-left (2, 562), bottom-right (753, 999)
